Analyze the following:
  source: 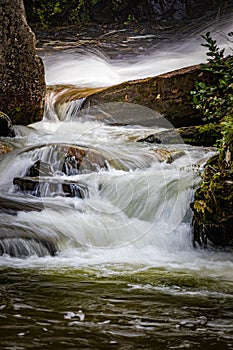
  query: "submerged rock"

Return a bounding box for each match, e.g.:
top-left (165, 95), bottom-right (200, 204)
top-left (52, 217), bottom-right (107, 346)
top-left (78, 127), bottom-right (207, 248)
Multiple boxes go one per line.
top-left (0, 196), bottom-right (43, 213)
top-left (137, 129), bottom-right (182, 144)
top-left (0, 237), bottom-right (58, 257)
top-left (13, 176), bottom-right (89, 198)
top-left (0, 226), bottom-right (58, 257)
top-left (26, 160), bottom-right (53, 177)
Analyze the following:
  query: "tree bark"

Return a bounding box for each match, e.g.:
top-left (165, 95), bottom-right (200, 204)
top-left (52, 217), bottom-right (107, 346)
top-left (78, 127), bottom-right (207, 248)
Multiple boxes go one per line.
top-left (0, 0), bottom-right (45, 125)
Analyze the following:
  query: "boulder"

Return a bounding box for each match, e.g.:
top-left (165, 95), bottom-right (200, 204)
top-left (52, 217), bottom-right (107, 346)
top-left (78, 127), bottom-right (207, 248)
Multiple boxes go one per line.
top-left (0, 0), bottom-right (45, 125)
top-left (80, 64), bottom-right (210, 127)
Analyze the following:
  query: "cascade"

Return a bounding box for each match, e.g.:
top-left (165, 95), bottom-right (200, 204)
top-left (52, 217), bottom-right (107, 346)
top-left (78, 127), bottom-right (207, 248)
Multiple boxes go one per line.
top-left (0, 11), bottom-right (232, 259)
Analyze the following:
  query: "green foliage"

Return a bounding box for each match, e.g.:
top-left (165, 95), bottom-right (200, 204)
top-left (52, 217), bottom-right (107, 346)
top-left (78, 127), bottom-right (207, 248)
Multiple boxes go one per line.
top-left (191, 32), bottom-right (233, 149)
top-left (220, 115), bottom-right (233, 147)
top-left (191, 32), bottom-right (233, 122)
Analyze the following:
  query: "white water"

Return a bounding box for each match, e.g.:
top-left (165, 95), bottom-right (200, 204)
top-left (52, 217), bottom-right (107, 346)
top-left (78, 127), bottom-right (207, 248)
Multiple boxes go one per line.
top-left (0, 13), bottom-right (233, 280)
top-left (0, 116), bottom-right (227, 275)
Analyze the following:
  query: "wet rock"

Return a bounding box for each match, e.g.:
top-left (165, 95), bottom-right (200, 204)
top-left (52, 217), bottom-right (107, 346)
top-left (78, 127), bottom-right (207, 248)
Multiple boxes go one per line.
top-left (61, 145), bottom-right (107, 174)
top-left (26, 160), bottom-right (53, 177)
top-left (0, 237), bottom-right (58, 257)
top-left (0, 0), bottom-right (45, 125)
top-left (26, 0), bottom-right (227, 28)
top-left (192, 218), bottom-right (233, 247)
top-left (0, 112), bottom-right (15, 137)
top-left (13, 177), bottom-right (89, 198)
top-left (137, 134), bottom-right (162, 144)
top-left (152, 149), bottom-right (185, 163)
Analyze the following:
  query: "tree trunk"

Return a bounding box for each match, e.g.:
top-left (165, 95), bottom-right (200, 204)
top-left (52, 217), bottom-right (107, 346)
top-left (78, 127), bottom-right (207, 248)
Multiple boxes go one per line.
top-left (0, 0), bottom-right (45, 125)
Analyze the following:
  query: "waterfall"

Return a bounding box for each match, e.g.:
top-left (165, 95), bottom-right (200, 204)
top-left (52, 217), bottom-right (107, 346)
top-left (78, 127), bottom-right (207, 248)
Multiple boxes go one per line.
top-left (0, 10), bottom-right (230, 261)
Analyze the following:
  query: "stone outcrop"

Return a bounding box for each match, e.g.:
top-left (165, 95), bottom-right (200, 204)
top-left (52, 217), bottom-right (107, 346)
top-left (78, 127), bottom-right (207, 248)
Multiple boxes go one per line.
top-left (0, 0), bottom-right (45, 125)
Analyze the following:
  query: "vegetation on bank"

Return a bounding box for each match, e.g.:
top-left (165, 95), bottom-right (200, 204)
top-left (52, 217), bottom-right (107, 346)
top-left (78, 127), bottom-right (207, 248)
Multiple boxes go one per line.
top-left (23, 0), bottom-right (123, 28)
top-left (23, 0), bottom-right (227, 29)
top-left (191, 32), bottom-right (233, 151)
top-left (191, 33), bottom-right (233, 247)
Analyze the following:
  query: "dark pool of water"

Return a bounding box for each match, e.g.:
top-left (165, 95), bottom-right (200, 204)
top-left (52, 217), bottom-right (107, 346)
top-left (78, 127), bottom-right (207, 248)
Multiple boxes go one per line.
top-left (1, 266), bottom-right (233, 349)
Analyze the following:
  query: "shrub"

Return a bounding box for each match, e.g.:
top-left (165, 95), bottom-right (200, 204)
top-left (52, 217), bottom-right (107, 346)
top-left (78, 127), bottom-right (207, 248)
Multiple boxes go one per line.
top-left (191, 32), bottom-right (233, 149)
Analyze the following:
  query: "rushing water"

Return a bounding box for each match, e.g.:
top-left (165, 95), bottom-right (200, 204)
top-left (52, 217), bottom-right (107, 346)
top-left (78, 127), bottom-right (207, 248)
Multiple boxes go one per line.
top-left (1, 13), bottom-right (233, 350)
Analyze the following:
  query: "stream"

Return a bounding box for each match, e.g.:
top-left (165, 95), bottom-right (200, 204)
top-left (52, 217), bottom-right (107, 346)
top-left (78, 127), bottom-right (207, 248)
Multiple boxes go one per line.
top-left (0, 13), bottom-right (233, 350)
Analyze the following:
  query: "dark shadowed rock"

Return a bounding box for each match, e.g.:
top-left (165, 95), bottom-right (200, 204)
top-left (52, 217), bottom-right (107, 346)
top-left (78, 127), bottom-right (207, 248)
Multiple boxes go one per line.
top-left (0, 112), bottom-right (15, 137)
top-left (0, 0), bottom-right (45, 125)
top-left (26, 160), bottom-right (53, 177)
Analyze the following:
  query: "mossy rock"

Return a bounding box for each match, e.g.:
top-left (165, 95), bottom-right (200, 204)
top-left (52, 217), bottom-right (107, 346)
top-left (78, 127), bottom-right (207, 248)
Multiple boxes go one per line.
top-left (191, 150), bottom-right (233, 247)
top-left (178, 123), bottom-right (221, 147)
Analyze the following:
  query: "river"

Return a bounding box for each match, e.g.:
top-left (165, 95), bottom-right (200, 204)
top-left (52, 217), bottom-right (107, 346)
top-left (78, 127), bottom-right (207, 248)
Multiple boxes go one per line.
top-left (0, 12), bottom-right (233, 350)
